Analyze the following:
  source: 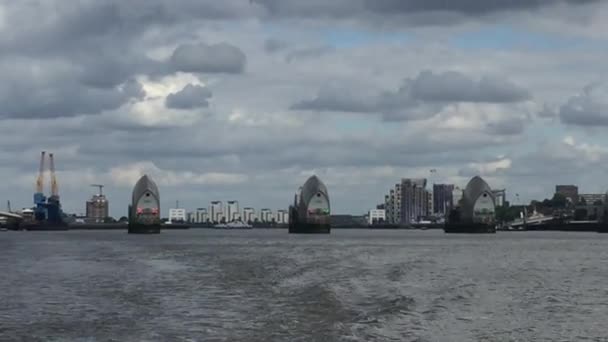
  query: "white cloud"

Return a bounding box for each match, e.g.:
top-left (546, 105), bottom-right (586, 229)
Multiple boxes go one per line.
top-left (467, 158), bottom-right (512, 175)
top-left (109, 162), bottom-right (248, 187)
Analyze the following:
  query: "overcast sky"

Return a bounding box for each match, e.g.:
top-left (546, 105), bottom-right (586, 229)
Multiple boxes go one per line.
top-left (1, 0), bottom-right (608, 216)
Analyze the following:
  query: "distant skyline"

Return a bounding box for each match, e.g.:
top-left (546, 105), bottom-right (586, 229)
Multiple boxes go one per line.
top-left (1, 1), bottom-right (608, 216)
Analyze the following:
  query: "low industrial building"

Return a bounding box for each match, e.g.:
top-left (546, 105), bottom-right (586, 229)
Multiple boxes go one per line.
top-left (368, 209), bottom-right (386, 225)
top-left (168, 208), bottom-right (187, 223)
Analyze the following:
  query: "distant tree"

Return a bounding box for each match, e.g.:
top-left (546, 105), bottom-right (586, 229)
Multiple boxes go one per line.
top-left (574, 208), bottom-right (588, 221)
top-left (103, 217), bottom-right (116, 223)
top-left (118, 216), bottom-right (128, 222)
top-left (220, 217), bottom-right (226, 224)
top-left (448, 208), bottom-right (460, 223)
top-left (495, 205), bottom-right (520, 222)
top-left (551, 193), bottom-right (567, 208)
top-left (589, 208), bottom-right (598, 220)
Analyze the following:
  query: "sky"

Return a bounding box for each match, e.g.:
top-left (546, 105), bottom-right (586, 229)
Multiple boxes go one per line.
top-left (1, 0), bottom-right (608, 216)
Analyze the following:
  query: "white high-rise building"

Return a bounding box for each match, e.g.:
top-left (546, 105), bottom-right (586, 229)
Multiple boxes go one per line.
top-left (187, 212), bottom-right (195, 223)
top-left (168, 208), bottom-right (187, 223)
top-left (195, 208), bottom-right (208, 223)
top-left (226, 201), bottom-right (240, 222)
top-left (275, 209), bottom-right (289, 224)
top-left (210, 201), bottom-right (223, 223)
top-left (243, 207), bottom-right (255, 223)
top-left (260, 208), bottom-right (273, 223)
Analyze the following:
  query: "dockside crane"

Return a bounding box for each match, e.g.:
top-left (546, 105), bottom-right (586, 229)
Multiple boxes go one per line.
top-left (33, 151), bottom-right (47, 221)
top-left (49, 153), bottom-right (59, 200)
top-left (32, 151), bottom-right (64, 224)
top-left (35, 151), bottom-right (45, 195)
top-left (46, 153), bottom-right (62, 223)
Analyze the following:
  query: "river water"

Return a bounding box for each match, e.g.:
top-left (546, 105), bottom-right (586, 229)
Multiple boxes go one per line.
top-left (2, 229), bottom-right (608, 341)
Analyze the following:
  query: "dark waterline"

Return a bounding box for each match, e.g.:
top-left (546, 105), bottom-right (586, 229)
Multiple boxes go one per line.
top-left (2, 230), bottom-right (608, 341)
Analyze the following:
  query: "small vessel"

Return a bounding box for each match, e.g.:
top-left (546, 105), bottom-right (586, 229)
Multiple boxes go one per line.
top-left (214, 221), bottom-right (252, 229)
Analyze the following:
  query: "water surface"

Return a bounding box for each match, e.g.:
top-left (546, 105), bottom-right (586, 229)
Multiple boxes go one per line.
top-left (2, 229), bottom-right (607, 341)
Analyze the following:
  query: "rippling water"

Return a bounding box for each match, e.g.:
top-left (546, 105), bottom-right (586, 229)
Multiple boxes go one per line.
top-left (2, 229), bottom-right (608, 341)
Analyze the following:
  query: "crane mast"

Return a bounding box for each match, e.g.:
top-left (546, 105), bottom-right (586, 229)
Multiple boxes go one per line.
top-left (36, 151), bottom-right (46, 194)
top-left (32, 151), bottom-right (64, 224)
top-left (49, 153), bottom-right (59, 198)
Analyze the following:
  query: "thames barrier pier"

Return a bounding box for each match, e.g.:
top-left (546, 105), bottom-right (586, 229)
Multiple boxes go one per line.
top-left (128, 175), bottom-right (161, 234)
top-left (445, 176), bottom-right (497, 234)
top-left (289, 175), bottom-right (331, 234)
top-left (597, 193), bottom-right (608, 233)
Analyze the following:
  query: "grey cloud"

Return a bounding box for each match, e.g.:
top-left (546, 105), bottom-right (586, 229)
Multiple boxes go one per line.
top-left (291, 71), bottom-right (529, 121)
top-left (121, 79), bottom-right (147, 99)
top-left (75, 50), bottom-right (163, 89)
top-left (559, 83), bottom-right (608, 126)
top-left (253, 0), bottom-right (360, 18)
top-left (2, 1), bottom-right (255, 49)
top-left (407, 71), bottom-right (531, 103)
top-left (170, 43), bottom-right (246, 74)
top-left (285, 45), bottom-right (334, 63)
top-left (290, 82), bottom-right (376, 113)
top-left (0, 60), bottom-right (145, 119)
top-left (79, 58), bottom-right (135, 88)
top-left (486, 119), bottom-right (526, 136)
top-left (253, 0), bottom-right (597, 21)
top-left (73, 118), bottom-right (505, 171)
top-left (363, 0), bottom-right (598, 15)
top-left (165, 84), bottom-right (213, 109)
top-left (538, 103), bottom-right (558, 118)
top-left (289, 79), bottom-right (431, 120)
top-left (264, 39), bottom-right (290, 53)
